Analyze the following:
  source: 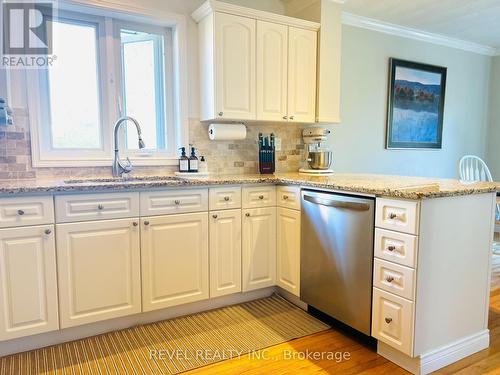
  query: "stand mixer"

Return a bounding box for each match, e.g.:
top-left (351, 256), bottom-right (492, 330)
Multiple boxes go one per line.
top-left (299, 127), bottom-right (334, 175)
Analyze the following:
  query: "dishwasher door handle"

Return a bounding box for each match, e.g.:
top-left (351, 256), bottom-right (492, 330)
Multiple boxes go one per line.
top-left (303, 195), bottom-right (371, 211)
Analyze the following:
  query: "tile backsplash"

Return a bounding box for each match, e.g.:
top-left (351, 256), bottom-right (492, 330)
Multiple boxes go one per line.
top-left (0, 110), bottom-right (305, 180)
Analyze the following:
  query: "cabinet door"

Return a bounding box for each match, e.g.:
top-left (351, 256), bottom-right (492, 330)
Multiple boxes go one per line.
top-left (209, 209), bottom-right (241, 298)
top-left (215, 13), bottom-right (256, 120)
top-left (242, 207), bottom-right (276, 291)
top-left (56, 219), bottom-right (141, 328)
top-left (142, 212), bottom-right (209, 311)
top-left (277, 207), bottom-right (300, 297)
top-left (256, 21), bottom-right (288, 121)
top-left (0, 225), bottom-right (58, 341)
top-left (287, 27), bottom-right (317, 123)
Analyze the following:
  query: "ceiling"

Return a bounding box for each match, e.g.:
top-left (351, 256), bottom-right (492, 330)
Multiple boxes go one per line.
top-left (340, 0), bottom-right (500, 50)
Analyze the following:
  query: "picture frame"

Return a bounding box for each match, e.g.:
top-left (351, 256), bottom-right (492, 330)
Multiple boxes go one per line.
top-left (386, 58), bottom-right (447, 149)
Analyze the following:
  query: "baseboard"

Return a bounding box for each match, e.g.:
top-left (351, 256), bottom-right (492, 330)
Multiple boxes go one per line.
top-left (378, 330), bottom-right (490, 375)
top-left (275, 287), bottom-right (307, 310)
top-left (0, 287), bottom-right (276, 357)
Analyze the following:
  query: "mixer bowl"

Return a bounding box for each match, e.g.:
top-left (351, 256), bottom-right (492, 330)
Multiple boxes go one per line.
top-left (307, 151), bottom-right (333, 170)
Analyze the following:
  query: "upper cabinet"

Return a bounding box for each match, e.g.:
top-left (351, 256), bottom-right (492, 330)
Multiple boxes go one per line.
top-left (193, 0), bottom-right (321, 123)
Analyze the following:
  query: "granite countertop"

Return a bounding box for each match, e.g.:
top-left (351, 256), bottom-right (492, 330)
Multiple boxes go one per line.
top-left (0, 172), bottom-right (498, 199)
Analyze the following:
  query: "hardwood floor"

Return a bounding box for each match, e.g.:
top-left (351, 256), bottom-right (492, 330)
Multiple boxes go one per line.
top-left (185, 258), bottom-right (500, 375)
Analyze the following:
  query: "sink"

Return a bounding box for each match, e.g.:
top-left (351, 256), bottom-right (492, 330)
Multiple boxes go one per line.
top-left (64, 176), bottom-right (180, 184)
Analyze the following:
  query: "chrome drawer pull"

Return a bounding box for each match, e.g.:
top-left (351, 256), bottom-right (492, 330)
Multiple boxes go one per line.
top-left (387, 245), bottom-right (396, 251)
top-left (97, 204), bottom-right (104, 210)
top-left (283, 195), bottom-right (289, 200)
top-left (224, 196), bottom-right (230, 201)
top-left (385, 276), bottom-right (394, 283)
top-left (44, 229), bottom-right (51, 235)
top-left (144, 220), bottom-right (150, 226)
top-left (212, 214), bottom-right (218, 219)
top-left (17, 209), bottom-right (25, 216)
top-left (389, 213), bottom-right (397, 219)
top-left (258, 195), bottom-right (264, 200)
top-left (245, 213), bottom-right (250, 217)
top-left (385, 317), bottom-right (392, 324)
top-left (132, 222), bottom-right (138, 227)
top-left (174, 200), bottom-right (181, 205)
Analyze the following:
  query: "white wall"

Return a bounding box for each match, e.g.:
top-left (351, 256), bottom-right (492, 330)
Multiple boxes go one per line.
top-left (327, 25), bottom-right (492, 179)
top-left (486, 55), bottom-right (500, 179)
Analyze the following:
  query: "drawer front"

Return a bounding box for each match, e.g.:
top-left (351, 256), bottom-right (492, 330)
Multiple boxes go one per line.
top-left (375, 198), bottom-right (419, 235)
top-left (55, 193), bottom-right (139, 223)
top-left (141, 189), bottom-right (208, 216)
top-left (372, 287), bottom-right (414, 356)
top-left (374, 228), bottom-right (418, 268)
top-left (209, 186), bottom-right (241, 211)
top-left (0, 196), bottom-right (54, 228)
top-left (242, 186), bottom-right (276, 208)
top-left (277, 185), bottom-right (301, 210)
top-left (373, 258), bottom-right (415, 300)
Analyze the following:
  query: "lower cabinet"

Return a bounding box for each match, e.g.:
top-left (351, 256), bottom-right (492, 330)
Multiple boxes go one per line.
top-left (56, 218), bottom-right (141, 328)
top-left (0, 225), bottom-right (59, 340)
top-left (209, 209), bottom-right (242, 298)
top-left (242, 207), bottom-right (276, 291)
top-left (141, 212), bottom-right (209, 311)
top-left (276, 207), bottom-right (301, 297)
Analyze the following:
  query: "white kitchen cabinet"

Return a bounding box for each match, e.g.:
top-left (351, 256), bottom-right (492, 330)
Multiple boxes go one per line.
top-left (0, 225), bottom-right (59, 341)
top-left (56, 218), bottom-right (141, 328)
top-left (242, 207), bottom-right (276, 291)
top-left (212, 12), bottom-right (256, 120)
top-left (193, 1), bottom-right (319, 122)
top-left (276, 207), bottom-right (300, 297)
top-left (141, 212), bottom-right (209, 311)
top-left (209, 209), bottom-right (242, 298)
top-left (287, 27), bottom-right (317, 123)
top-left (256, 20), bottom-right (288, 121)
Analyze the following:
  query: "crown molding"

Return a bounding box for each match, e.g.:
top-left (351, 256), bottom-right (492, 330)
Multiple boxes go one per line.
top-left (341, 12), bottom-right (497, 57)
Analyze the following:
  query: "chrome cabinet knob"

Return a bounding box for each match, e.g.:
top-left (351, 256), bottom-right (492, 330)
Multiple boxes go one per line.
top-left (44, 229), bottom-right (51, 235)
top-left (282, 116), bottom-right (288, 120)
top-left (387, 245), bottom-right (396, 251)
top-left (283, 195), bottom-right (289, 200)
top-left (389, 213), bottom-right (397, 219)
top-left (212, 214), bottom-right (218, 219)
top-left (385, 276), bottom-right (394, 283)
top-left (385, 317), bottom-right (392, 324)
top-left (174, 200), bottom-right (180, 205)
top-left (258, 195), bottom-right (264, 200)
top-left (289, 115), bottom-right (294, 120)
top-left (245, 213), bottom-right (250, 217)
top-left (218, 111), bottom-right (223, 116)
top-left (132, 222), bottom-right (138, 226)
top-left (144, 220), bottom-right (150, 226)
top-left (224, 196), bottom-right (230, 201)
top-left (98, 204), bottom-right (104, 210)
top-left (17, 209), bottom-right (25, 216)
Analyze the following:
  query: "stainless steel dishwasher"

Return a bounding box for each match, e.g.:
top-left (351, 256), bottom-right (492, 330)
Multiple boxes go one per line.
top-left (300, 189), bottom-right (375, 335)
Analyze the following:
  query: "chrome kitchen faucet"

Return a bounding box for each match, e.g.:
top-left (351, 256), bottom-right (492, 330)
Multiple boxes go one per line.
top-left (112, 116), bottom-right (145, 177)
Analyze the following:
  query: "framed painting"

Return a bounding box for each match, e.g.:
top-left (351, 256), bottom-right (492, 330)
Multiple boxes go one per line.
top-left (386, 58), bottom-right (447, 149)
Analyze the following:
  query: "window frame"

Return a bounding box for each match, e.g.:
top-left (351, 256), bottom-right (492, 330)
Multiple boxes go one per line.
top-left (26, 0), bottom-right (189, 167)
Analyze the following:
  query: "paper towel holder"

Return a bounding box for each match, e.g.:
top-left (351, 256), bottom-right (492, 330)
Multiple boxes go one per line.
top-left (208, 122), bottom-right (247, 139)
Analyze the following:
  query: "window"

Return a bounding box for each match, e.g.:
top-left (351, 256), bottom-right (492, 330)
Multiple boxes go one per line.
top-left (27, 6), bottom-right (186, 166)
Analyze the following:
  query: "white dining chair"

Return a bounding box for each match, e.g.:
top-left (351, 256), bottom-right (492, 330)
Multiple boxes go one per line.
top-left (459, 155), bottom-right (500, 254)
top-left (459, 155), bottom-right (493, 183)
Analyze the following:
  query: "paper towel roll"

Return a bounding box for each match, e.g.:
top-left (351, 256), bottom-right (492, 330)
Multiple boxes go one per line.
top-left (208, 123), bottom-right (246, 141)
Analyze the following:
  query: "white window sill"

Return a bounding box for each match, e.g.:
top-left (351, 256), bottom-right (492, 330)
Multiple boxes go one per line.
top-left (32, 157), bottom-right (179, 168)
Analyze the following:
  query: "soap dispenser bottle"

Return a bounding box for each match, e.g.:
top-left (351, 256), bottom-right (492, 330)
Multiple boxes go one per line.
top-left (178, 147), bottom-right (189, 172)
top-left (189, 146), bottom-right (198, 173)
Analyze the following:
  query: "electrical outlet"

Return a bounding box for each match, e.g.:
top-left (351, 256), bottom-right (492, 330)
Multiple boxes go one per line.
top-left (274, 137), bottom-right (282, 151)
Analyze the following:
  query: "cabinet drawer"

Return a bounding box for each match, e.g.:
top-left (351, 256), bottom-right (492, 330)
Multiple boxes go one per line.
top-left (375, 198), bottom-right (419, 235)
top-left (0, 196), bottom-right (54, 228)
top-left (140, 189), bottom-right (208, 216)
top-left (242, 186), bottom-right (276, 208)
top-left (277, 185), bottom-right (301, 210)
top-left (209, 186), bottom-right (241, 211)
top-left (372, 287), bottom-right (414, 357)
top-left (374, 228), bottom-right (418, 268)
top-left (55, 193), bottom-right (139, 223)
top-left (373, 258), bottom-right (415, 300)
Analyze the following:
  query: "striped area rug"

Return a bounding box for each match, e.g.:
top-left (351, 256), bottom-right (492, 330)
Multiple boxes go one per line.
top-left (0, 295), bottom-right (329, 374)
